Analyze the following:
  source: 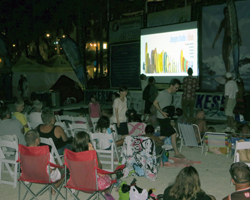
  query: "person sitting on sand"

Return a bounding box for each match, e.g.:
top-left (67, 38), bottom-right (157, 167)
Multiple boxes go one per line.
top-left (188, 109), bottom-right (208, 144)
top-left (164, 166), bottom-right (216, 200)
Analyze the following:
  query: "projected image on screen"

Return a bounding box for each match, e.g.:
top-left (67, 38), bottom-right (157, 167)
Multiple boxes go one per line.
top-left (141, 22), bottom-right (198, 83)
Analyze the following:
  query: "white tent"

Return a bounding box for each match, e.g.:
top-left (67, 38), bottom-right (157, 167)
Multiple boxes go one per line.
top-left (12, 54), bottom-right (81, 98)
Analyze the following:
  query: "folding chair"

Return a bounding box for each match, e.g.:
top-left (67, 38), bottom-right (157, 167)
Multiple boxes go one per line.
top-left (89, 132), bottom-right (120, 172)
top-left (204, 132), bottom-right (229, 157)
top-left (69, 123), bottom-right (91, 137)
top-left (17, 144), bottom-right (65, 200)
top-left (234, 141), bottom-right (250, 166)
top-left (127, 122), bottom-right (147, 136)
top-left (0, 134), bottom-right (18, 161)
top-left (57, 115), bottom-right (73, 123)
top-left (55, 121), bottom-right (71, 137)
top-left (40, 137), bottom-right (63, 166)
top-left (0, 140), bottom-right (18, 188)
top-left (64, 149), bottom-right (125, 200)
top-left (90, 117), bottom-right (100, 132)
top-left (178, 123), bottom-right (203, 153)
top-left (28, 121), bottom-right (41, 129)
top-left (109, 124), bottom-right (119, 141)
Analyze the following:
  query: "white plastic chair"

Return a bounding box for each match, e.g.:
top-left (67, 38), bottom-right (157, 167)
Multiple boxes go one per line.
top-left (0, 140), bottom-right (19, 188)
top-left (0, 135), bottom-right (18, 157)
top-left (27, 121), bottom-right (41, 129)
top-left (39, 137), bottom-right (63, 166)
top-left (234, 141), bottom-right (250, 166)
top-left (71, 116), bottom-right (91, 130)
top-left (178, 123), bottom-right (203, 153)
top-left (127, 122), bottom-right (147, 136)
top-left (69, 123), bottom-right (91, 137)
top-left (57, 115), bottom-right (73, 123)
top-left (90, 117), bottom-right (99, 132)
top-left (55, 121), bottom-right (71, 137)
top-left (89, 132), bottom-right (119, 172)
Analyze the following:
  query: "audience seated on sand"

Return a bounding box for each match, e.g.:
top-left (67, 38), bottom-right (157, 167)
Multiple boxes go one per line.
top-left (12, 100), bottom-right (30, 133)
top-left (163, 166), bottom-right (216, 200)
top-left (24, 130), bottom-right (64, 195)
top-left (95, 116), bottom-right (124, 150)
top-left (234, 114), bottom-right (250, 138)
top-left (0, 105), bottom-right (26, 145)
top-left (35, 108), bottom-right (72, 155)
top-left (144, 105), bottom-right (158, 128)
top-left (28, 100), bottom-right (43, 126)
top-left (143, 125), bottom-right (164, 155)
top-left (188, 109), bottom-right (208, 143)
top-left (223, 162), bottom-right (250, 200)
top-left (171, 108), bottom-right (187, 134)
top-left (72, 131), bottom-right (116, 192)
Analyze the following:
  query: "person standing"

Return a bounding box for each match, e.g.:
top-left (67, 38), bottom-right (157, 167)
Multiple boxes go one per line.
top-left (182, 68), bottom-right (199, 118)
top-left (224, 72), bottom-right (238, 133)
top-left (144, 77), bottom-right (158, 120)
top-left (111, 86), bottom-right (129, 136)
top-left (140, 74), bottom-right (147, 121)
top-left (153, 78), bottom-right (184, 158)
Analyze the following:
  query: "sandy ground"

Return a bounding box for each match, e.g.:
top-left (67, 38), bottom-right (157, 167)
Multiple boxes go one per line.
top-left (0, 123), bottom-right (237, 200)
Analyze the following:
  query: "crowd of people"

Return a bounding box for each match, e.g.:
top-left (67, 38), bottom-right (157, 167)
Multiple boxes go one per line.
top-left (0, 69), bottom-right (250, 199)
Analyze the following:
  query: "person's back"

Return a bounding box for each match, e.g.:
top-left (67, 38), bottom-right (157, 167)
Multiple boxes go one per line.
top-left (0, 118), bottom-right (26, 145)
top-left (164, 166), bottom-right (215, 200)
top-left (29, 100), bottom-right (43, 125)
top-left (0, 105), bottom-right (25, 145)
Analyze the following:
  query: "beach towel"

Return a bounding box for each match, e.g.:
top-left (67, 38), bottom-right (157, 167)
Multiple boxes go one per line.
top-left (161, 157), bottom-right (201, 167)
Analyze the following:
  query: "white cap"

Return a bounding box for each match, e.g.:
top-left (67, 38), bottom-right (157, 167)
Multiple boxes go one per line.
top-left (225, 72), bottom-right (232, 78)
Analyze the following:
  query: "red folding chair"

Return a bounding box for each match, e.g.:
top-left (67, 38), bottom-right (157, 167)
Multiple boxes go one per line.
top-left (17, 144), bottom-right (65, 200)
top-left (64, 149), bottom-right (125, 200)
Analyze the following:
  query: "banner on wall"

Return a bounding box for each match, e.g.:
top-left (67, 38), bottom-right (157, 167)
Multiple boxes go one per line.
top-left (109, 16), bottom-right (142, 44)
top-left (147, 6), bottom-right (191, 27)
top-left (202, 1), bottom-right (250, 92)
top-left (85, 90), bottom-right (227, 120)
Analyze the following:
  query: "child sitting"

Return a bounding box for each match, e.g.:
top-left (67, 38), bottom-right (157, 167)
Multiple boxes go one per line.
top-left (25, 130), bottom-right (63, 194)
top-left (95, 116), bottom-right (124, 150)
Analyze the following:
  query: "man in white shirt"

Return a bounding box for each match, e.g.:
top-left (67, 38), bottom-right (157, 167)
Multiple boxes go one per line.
top-left (224, 72), bottom-right (238, 133)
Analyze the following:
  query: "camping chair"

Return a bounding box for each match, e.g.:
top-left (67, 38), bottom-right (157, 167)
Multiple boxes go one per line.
top-left (0, 140), bottom-right (19, 188)
top-left (69, 123), bottom-right (91, 137)
top-left (64, 149), bottom-right (125, 200)
top-left (178, 123), bottom-right (203, 153)
top-left (40, 137), bottom-right (63, 166)
top-left (120, 135), bottom-right (158, 181)
top-left (17, 144), bottom-right (65, 200)
top-left (89, 132), bottom-right (120, 172)
top-left (204, 132), bottom-right (229, 157)
top-left (127, 122), bottom-right (147, 136)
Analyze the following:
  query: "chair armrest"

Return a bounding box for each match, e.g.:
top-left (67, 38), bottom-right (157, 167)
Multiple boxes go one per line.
top-left (49, 162), bottom-right (64, 169)
top-left (95, 164), bottom-right (125, 174)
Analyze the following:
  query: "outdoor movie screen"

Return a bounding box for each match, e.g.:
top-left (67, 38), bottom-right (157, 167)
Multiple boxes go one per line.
top-left (140, 21), bottom-right (198, 83)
